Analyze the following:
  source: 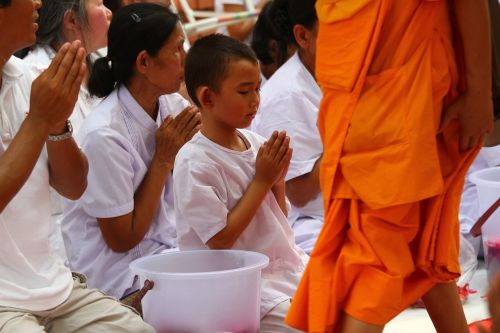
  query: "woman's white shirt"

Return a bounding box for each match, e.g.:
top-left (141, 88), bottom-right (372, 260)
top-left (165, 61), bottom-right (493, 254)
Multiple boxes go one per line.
top-left (251, 52), bottom-right (324, 254)
top-left (23, 45), bottom-right (101, 132)
top-left (61, 86), bottom-right (187, 299)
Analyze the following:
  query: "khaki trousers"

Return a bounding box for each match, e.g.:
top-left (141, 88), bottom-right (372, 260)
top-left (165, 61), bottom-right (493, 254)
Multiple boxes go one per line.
top-left (0, 274), bottom-right (154, 333)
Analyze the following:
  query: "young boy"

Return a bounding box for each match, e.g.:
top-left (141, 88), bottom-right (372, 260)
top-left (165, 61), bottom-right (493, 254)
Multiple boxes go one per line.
top-left (173, 34), bottom-right (306, 333)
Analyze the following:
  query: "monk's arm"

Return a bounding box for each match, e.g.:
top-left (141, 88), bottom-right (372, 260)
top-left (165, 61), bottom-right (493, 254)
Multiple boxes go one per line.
top-left (451, 0), bottom-right (493, 150)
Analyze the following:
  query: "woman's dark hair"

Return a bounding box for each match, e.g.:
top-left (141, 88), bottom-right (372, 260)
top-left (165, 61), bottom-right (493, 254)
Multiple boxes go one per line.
top-left (288, 0), bottom-right (317, 30)
top-left (88, 3), bottom-right (179, 98)
top-left (104, 0), bottom-right (122, 13)
top-left (185, 34), bottom-right (258, 107)
top-left (0, 0), bottom-right (11, 7)
top-left (38, 0), bottom-right (88, 47)
top-left (251, 0), bottom-right (294, 66)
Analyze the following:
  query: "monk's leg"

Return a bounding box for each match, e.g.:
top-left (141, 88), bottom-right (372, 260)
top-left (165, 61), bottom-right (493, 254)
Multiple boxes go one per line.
top-left (337, 313), bottom-right (384, 333)
top-left (422, 281), bottom-right (468, 333)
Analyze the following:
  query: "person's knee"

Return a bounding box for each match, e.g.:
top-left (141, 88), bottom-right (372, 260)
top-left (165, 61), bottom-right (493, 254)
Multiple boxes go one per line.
top-left (0, 312), bottom-right (45, 333)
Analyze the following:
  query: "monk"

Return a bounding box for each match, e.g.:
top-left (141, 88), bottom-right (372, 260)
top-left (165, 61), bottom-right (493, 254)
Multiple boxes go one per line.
top-left (285, 1), bottom-right (493, 333)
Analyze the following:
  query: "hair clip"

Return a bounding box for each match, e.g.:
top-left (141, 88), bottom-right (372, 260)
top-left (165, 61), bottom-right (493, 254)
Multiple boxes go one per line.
top-left (103, 56), bottom-right (112, 69)
top-left (131, 13), bottom-right (141, 23)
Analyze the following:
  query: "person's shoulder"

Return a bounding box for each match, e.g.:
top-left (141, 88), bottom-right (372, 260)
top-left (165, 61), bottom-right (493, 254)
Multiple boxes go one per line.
top-left (76, 91), bottom-right (124, 141)
top-left (23, 46), bottom-right (52, 74)
top-left (3, 56), bottom-right (35, 85)
top-left (159, 93), bottom-right (190, 118)
top-left (176, 132), bottom-right (207, 160)
top-left (261, 55), bottom-right (308, 101)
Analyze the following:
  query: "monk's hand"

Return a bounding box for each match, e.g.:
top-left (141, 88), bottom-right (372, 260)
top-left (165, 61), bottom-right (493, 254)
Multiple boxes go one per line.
top-left (440, 90), bottom-right (493, 151)
top-left (255, 131), bottom-right (292, 189)
top-left (28, 40), bottom-right (86, 135)
top-left (153, 106), bottom-right (200, 166)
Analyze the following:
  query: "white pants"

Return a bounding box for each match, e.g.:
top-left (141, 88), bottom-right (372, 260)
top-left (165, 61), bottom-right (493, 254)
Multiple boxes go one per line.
top-left (260, 300), bottom-right (304, 333)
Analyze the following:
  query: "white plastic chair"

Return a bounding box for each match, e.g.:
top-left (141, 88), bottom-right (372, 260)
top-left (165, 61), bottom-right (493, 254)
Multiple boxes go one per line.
top-left (175, 0), bottom-right (260, 36)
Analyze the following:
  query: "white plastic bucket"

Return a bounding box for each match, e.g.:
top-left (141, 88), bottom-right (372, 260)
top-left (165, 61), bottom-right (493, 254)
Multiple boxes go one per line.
top-left (470, 167), bottom-right (500, 282)
top-left (129, 250), bottom-right (269, 333)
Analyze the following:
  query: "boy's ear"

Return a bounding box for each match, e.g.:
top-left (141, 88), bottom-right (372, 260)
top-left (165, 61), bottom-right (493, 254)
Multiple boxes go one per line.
top-left (135, 50), bottom-right (150, 75)
top-left (198, 86), bottom-right (213, 108)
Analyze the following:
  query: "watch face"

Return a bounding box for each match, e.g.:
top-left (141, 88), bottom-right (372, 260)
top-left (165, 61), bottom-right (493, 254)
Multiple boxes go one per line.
top-left (66, 120), bottom-right (73, 134)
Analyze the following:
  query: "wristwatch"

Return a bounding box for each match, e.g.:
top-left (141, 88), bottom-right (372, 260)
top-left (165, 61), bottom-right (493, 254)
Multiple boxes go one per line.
top-left (47, 120), bottom-right (73, 141)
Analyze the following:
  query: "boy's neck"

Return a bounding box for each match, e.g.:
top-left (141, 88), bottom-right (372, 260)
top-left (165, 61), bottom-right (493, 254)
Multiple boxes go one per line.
top-left (201, 113), bottom-right (247, 152)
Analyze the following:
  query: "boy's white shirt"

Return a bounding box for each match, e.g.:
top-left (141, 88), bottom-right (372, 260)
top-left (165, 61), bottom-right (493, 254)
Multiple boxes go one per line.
top-left (173, 129), bottom-right (308, 318)
top-left (62, 85), bottom-right (188, 299)
top-left (252, 51), bottom-right (324, 253)
top-left (0, 56), bottom-right (73, 311)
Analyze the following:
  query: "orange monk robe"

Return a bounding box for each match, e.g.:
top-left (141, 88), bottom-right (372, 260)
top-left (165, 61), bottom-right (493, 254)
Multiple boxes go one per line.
top-left (285, 0), bottom-right (480, 332)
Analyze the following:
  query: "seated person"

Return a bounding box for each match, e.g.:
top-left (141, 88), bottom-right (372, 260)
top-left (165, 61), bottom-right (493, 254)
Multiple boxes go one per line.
top-left (61, 4), bottom-right (200, 300)
top-left (22, 0), bottom-right (112, 131)
top-left (250, 0), bottom-right (296, 80)
top-left (174, 34), bottom-right (307, 333)
top-left (0, 0), bottom-right (153, 331)
top-left (252, 0), bottom-right (322, 254)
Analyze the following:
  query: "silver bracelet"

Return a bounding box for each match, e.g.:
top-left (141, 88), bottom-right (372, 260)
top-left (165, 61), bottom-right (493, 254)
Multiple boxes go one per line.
top-left (47, 120), bottom-right (73, 141)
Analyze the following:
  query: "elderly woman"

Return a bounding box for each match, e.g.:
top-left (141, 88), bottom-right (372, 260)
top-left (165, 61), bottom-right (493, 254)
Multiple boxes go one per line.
top-left (62, 3), bottom-right (200, 301)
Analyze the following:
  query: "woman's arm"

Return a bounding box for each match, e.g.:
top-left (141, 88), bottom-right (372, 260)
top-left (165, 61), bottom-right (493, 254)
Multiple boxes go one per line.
top-left (98, 107), bottom-right (200, 253)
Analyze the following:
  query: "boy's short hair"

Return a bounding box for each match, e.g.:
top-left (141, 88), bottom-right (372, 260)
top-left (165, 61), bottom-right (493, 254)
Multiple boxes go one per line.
top-left (185, 34), bottom-right (258, 107)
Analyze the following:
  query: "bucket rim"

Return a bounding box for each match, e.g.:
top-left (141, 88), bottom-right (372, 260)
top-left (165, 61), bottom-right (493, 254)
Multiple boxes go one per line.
top-left (470, 167), bottom-right (500, 188)
top-left (129, 249), bottom-right (269, 280)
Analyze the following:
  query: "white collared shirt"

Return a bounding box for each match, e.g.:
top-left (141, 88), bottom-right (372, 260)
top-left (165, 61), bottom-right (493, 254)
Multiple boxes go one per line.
top-left (0, 56), bottom-right (73, 311)
top-left (23, 45), bottom-right (101, 132)
top-left (62, 85), bottom-right (188, 299)
top-left (252, 52), bottom-right (324, 254)
top-left (173, 129), bottom-right (307, 318)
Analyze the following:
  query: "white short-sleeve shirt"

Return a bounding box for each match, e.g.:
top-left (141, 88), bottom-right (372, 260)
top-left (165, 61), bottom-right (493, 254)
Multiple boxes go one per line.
top-left (61, 86), bottom-right (188, 299)
top-left (0, 56), bottom-right (73, 311)
top-left (23, 45), bottom-right (101, 132)
top-left (173, 129), bottom-right (307, 318)
top-left (252, 52), bottom-right (324, 254)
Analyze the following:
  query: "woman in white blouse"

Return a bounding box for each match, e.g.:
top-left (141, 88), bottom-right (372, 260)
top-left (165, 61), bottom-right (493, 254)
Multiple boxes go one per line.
top-left (61, 3), bottom-right (200, 300)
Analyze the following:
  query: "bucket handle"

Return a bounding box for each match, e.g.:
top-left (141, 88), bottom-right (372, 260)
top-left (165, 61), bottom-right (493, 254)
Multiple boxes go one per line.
top-left (470, 198), bottom-right (500, 237)
top-left (130, 279), bottom-right (155, 312)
